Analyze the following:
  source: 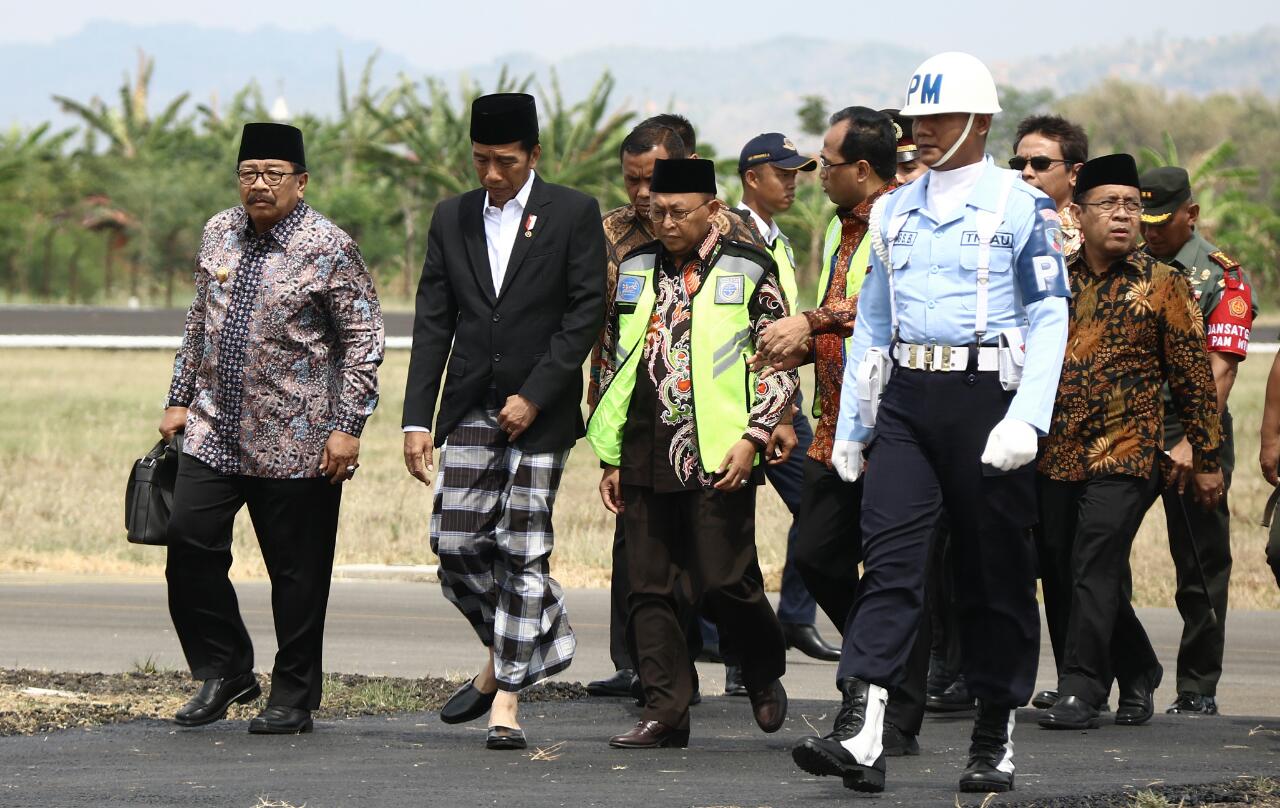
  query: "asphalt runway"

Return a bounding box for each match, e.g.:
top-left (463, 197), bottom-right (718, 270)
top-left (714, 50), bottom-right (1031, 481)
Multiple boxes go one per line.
top-left (1, 576), bottom-right (1278, 806)
top-left (0, 697), bottom-right (1276, 807)
top-left (2, 575), bottom-right (1279, 711)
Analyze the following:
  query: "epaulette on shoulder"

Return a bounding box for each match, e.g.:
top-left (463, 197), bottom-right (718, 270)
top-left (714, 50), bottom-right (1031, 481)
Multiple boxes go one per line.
top-left (1208, 250), bottom-right (1240, 272)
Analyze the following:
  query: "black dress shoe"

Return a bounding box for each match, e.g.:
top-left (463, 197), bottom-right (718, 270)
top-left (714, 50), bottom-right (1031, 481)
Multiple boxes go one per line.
top-left (486, 725), bottom-right (527, 750)
top-left (925, 676), bottom-right (975, 713)
top-left (882, 721), bottom-right (920, 757)
top-left (248, 706), bottom-right (312, 734)
top-left (959, 701), bottom-right (1016, 793)
top-left (781, 622), bottom-right (841, 662)
top-left (723, 665), bottom-right (748, 697)
top-left (440, 678), bottom-right (497, 725)
top-left (1031, 689), bottom-right (1058, 710)
top-left (1167, 691), bottom-right (1219, 715)
top-left (609, 719), bottom-right (690, 749)
top-left (1038, 695), bottom-right (1101, 730)
top-left (1115, 664), bottom-right (1162, 726)
top-left (587, 668), bottom-right (636, 697)
top-left (173, 673), bottom-right (261, 727)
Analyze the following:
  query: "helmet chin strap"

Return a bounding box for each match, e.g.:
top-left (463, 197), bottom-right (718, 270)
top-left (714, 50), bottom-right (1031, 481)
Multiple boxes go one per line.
top-left (931, 113), bottom-right (974, 170)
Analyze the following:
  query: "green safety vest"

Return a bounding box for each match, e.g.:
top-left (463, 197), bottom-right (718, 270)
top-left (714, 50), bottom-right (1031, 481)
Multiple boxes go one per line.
top-left (810, 215), bottom-right (872, 418)
top-left (587, 248), bottom-right (768, 474)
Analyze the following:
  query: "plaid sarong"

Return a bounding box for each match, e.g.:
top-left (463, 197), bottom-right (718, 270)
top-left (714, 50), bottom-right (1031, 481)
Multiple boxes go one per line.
top-left (430, 407), bottom-right (575, 690)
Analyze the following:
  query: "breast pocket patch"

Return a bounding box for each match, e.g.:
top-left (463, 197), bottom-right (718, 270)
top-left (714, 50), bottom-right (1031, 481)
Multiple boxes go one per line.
top-left (714, 274), bottom-right (746, 305)
top-left (616, 274), bottom-right (646, 303)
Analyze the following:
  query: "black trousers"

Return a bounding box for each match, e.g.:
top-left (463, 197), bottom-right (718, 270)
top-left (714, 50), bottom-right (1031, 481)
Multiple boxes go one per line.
top-left (844, 369), bottom-right (1040, 708)
top-left (623, 484), bottom-right (786, 728)
top-left (165, 453), bottom-right (342, 710)
top-left (793, 457), bottom-right (930, 734)
top-left (1154, 418), bottom-right (1234, 697)
top-left (1038, 470), bottom-right (1159, 706)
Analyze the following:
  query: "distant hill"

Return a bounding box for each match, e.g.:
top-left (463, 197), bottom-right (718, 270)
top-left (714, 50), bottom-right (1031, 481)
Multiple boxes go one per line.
top-left (4, 21), bottom-right (1277, 154)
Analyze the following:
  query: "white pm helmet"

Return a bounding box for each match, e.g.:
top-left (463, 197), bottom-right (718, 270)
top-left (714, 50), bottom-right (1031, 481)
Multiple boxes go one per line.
top-left (900, 52), bottom-right (1001, 117)
top-left (901, 52), bottom-right (1001, 168)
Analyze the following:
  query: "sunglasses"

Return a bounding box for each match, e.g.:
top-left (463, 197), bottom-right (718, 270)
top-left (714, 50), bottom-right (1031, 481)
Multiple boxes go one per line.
top-left (1008, 156), bottom-right (1073, 172)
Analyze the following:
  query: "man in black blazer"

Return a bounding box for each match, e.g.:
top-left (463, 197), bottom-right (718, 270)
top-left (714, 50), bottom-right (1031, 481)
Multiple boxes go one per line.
top-left (402, 93), bottom-right (605, 751)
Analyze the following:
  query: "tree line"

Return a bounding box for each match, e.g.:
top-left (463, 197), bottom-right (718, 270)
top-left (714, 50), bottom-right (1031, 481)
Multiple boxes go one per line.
top-left (1, 52), bottom-right (1276, 308)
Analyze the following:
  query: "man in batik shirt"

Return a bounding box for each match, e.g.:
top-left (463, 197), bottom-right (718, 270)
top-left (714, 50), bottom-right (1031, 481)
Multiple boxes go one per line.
top-left (1037, 154), bottom-right (1221, 732)
top-left (160, 122), bottom-right (384, 735)
top-left (588, 159), bottom-right (796, 749)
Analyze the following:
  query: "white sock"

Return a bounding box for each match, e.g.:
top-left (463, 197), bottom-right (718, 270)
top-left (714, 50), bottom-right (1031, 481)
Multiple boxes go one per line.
top-left (838, 683), bottom-right (888, 765)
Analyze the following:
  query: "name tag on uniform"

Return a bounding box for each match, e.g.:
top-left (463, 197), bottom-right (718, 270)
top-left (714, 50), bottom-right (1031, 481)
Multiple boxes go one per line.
top-left (714, 274), bottom-right (745, 305)
top-left (961, 231), bottom-right (1014, 248)
top-left (616, 274), bottom-right (646, 303)
top-left (894, 231), bottom-right (916, 246)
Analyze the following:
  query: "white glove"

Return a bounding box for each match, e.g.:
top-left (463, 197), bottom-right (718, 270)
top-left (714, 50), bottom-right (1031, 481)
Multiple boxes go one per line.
top-left (831, 440), bottom-right (866, 483)
top-left (980, 418), bottom-right (1038, 471)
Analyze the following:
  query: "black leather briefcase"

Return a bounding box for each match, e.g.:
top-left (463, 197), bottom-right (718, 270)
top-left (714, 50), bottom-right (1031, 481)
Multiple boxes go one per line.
top-left (125, 434), bottom-right (182, 545)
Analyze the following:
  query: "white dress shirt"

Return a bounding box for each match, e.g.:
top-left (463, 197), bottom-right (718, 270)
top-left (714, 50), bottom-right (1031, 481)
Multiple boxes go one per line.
top-left (740, 201), bottom-right (781, 247)
top-left (483, 170), bottom-right (537, 296)
top-left (404, 171), bottom-right (537, 435)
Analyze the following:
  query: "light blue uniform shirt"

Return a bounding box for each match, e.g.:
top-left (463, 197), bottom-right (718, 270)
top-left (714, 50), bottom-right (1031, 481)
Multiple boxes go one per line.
top-left (837, 158), bottom-right (1071, 444)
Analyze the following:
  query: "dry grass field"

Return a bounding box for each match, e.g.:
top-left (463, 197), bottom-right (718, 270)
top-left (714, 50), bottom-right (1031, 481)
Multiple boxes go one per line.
top-left (0, 348), bottom-right (1276, 608)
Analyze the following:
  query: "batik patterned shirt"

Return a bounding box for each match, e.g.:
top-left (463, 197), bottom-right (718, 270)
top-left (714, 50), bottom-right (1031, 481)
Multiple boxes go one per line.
top-left (1038, 248), bottom-right (1220, 482)
top-left (617, 228), bottom-right (798, 491)
top-left (802, 182), bottom-right (897, 464)
top-left (168, 201), bottom-right (385, 478)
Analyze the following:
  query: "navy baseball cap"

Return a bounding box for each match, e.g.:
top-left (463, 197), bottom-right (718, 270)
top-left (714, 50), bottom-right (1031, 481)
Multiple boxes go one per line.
top-left (738, 133), bottom-right (817, 173)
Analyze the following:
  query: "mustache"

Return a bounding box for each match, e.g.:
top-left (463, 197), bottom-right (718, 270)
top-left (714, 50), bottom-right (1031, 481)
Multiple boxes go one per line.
top-left (247, 193), bottom-right (274, 204)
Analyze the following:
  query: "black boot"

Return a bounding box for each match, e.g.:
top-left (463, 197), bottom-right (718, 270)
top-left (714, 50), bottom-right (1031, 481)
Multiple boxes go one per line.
top-left (790, 677), bottom-right (887, 793)
top-left (926, 651), bottom-right (954, 699)
top-left (958, 701), bottom-right (1016, 793)
top-left (925, 675), bottom-right (974, 713)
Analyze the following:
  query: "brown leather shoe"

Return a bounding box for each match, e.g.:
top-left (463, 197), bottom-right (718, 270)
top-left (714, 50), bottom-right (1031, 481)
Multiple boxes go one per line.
top-left (749, 679), bottom-right (788, 733)
top-left (608, 720), bottom-right (690, 749)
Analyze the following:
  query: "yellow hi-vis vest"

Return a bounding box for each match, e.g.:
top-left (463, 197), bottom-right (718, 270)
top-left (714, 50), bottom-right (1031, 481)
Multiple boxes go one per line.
top-left (810, 214), bottom-right (872, 418)
top-left (586, 248), bottom-right (768, 474)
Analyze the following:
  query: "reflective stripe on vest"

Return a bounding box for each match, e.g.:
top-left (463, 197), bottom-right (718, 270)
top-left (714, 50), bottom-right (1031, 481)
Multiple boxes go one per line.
top-left (810, 215), bottom-right (872, 418)
top-left (586, 251), bottom-right (765, 474)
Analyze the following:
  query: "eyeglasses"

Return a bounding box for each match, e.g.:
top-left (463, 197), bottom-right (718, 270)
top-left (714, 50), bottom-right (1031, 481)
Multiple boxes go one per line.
top-left (236, 169), bottom-right (299, 187)
top-left (648, 200), bottom-right (711, 223)
top-left (1079, 198), bottom-right (1143, 215)
top-left (1008, 156), bottom-right (1071, 172)
top-left (819, 156), bottom-right (856, 172)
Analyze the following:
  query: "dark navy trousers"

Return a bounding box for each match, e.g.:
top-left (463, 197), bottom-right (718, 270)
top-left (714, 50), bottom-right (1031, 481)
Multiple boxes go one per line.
top-left (845, 369), bottom-right (1041, 708)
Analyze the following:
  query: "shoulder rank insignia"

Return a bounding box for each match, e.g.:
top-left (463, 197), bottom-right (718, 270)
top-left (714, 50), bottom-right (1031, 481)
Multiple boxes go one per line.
top-left (1208, 250), bottom-right (1240, 271)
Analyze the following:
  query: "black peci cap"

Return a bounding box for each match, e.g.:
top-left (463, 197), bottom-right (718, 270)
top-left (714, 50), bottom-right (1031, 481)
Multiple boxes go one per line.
top-left (650, 158), bottom-right (718, 195)
top-left (237, 122), bottom-right (306, 168)
top-left (470, 93), bottom-right (539, 146)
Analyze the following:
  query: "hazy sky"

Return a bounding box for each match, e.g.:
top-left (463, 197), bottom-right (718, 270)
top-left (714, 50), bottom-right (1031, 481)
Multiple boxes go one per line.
top-left (4, 0), bottom-right (1277, 67)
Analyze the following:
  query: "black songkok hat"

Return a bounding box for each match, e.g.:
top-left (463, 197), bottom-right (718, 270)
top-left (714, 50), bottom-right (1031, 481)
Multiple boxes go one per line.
top-left (237, 122), bottom-right (306, 168)
top-left (649, 158), bottom-right (717, 195)
top-left (470, 93), bottom-right (539, 146)
top-left (1074, 153), bottom-right (1140, 199)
